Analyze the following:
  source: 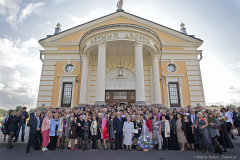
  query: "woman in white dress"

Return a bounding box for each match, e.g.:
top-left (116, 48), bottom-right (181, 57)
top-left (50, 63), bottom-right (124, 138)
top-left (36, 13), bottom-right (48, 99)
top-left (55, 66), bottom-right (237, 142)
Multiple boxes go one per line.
top-left (123, 115), bottom-right (134, 151)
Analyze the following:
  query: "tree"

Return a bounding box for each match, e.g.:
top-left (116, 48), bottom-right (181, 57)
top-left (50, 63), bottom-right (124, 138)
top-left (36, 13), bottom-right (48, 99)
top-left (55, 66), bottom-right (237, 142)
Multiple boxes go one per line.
top-left (226, 104), bottom-right (236, 110)
top-left (15, 105), bottom-right (23, 112)
top-left (29, 108), bottom-right (35, 114)
top-left (0, 108), bottom-right (7, 116)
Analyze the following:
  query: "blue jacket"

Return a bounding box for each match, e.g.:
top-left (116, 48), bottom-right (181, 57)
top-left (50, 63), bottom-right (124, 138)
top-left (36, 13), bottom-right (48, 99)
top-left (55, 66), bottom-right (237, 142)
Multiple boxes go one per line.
top-left (49, 119), bottom-right (60, 136)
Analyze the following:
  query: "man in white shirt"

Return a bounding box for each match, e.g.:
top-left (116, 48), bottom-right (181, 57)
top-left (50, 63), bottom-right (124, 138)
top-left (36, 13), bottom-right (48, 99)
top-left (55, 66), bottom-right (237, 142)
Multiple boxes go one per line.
top-left (188, 109), bottom-right (197, 127)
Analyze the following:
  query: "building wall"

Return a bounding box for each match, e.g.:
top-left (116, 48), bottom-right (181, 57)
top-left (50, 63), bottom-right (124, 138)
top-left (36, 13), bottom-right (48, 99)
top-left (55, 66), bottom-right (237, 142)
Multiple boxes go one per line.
top-left (37, 16), bottom-right (205, 108)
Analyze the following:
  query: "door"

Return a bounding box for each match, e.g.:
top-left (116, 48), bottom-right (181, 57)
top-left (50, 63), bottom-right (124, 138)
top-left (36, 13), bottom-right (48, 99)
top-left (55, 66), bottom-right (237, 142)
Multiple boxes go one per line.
top-left (168, 82), bottom-right (180, 107)
top-left (61, 82), bottom-right (73, 107)
top-left (105, 90), bottom-right (135, 105)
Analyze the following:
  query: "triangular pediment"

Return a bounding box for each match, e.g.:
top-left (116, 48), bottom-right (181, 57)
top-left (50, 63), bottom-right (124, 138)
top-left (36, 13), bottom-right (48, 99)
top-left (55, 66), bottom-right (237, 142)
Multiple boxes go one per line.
top-left (39, 12), bottom-right (202, 46)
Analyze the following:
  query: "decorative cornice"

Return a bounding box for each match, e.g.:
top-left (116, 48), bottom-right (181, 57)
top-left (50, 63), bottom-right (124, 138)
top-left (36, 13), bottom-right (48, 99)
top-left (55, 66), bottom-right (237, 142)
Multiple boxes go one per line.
top-left (39, 12), bottom-right (202, 44)
top-left (163, 74), bottom-right (184, 77)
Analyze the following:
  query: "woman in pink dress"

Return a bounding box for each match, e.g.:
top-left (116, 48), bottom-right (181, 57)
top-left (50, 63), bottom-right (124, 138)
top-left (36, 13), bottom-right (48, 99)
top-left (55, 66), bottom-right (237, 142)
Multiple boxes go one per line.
top-left (41, 111), bottom-right (52, 151)
top-left (102, 113), bottom-right (109, 150)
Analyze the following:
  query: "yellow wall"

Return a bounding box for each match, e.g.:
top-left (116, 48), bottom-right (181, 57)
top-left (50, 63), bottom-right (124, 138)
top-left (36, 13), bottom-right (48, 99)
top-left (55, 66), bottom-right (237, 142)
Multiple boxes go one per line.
top-left (51, 61), bottom-right (82, 108)
top-left (160, 61), bottom-right (191, 108)
top-left (57, 17), bottom-right (184, 44)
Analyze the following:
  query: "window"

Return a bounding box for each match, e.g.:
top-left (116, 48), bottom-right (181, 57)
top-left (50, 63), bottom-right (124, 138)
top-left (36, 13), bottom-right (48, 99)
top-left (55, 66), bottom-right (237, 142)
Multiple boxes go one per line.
top-left (61, 83), bottom-right (73, 107)
top-left (113, 91), bottom-right (127, 99)
top-left (167, 64), bottom-right (177, 73)
top-left (130, 91), bottom-right (135, 99)
top-left (168, 82), bottom-right (180, 107)
top-left (65, 64), bottom-right (74, 73)
top-left (106, 91), bottom-right (110, 100)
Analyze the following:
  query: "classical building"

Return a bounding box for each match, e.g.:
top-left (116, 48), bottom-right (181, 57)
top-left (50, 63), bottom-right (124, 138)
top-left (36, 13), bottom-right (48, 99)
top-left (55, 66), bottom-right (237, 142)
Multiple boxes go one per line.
top-left (37, 7), bottom-right (206, 108)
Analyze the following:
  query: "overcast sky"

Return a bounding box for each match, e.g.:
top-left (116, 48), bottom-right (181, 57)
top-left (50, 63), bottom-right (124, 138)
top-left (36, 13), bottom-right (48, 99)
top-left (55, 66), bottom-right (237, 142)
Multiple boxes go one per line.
top-left (0, 0), bottom-right (240, 110)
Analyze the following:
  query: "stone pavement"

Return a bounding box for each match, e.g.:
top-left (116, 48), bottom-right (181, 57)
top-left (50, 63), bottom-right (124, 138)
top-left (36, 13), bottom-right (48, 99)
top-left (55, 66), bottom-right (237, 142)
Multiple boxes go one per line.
top-left (0, 142), bottom-right (239, 160)
top-left (0, 126), bottom-right (240, 160)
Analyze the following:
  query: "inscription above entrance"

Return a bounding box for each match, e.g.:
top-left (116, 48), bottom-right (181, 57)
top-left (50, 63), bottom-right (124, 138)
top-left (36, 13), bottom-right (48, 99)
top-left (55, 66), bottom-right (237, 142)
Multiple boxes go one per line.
top-left (90, 32), bottom-right (150, 44)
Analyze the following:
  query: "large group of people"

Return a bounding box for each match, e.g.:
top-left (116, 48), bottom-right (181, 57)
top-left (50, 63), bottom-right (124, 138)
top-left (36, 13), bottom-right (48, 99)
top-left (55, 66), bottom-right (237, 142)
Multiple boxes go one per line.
top-left (1, 104), bottom-right (238, 154)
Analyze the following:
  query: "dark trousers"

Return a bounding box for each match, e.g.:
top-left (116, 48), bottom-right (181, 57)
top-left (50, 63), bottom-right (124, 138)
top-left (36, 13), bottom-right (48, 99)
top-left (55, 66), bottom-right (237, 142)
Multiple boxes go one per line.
top-left (8, 131), bottom-right (15, 147)
top-left (92, 135), bottom-right (97, 149)
top-left (26, 132), bottom-right (40, 151)
top-left (161, 131), bottom-right (167, 150)
top-left (15, 122), bottom-right (25, 141)
top-left (115, 132), bottom-right (122, 149)
top-left (49, 136), bottom-right (58, 150)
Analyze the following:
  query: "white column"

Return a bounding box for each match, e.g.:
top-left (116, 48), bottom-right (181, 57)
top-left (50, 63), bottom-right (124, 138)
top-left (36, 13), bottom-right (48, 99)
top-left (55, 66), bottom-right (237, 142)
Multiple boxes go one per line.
top-left (134, 42), bottom-right (146, 105)
top-left (79, 55), bottom-right (89, 105)
top-left (95, 43), bottom-right (107, 105)
top-left (152, 55), bottom-right (162, 105)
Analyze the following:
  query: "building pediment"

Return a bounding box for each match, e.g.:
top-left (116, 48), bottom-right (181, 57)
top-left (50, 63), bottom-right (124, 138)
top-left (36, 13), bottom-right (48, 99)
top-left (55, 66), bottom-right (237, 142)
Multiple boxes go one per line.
top-left (39, 11), bottom-right (203, 48)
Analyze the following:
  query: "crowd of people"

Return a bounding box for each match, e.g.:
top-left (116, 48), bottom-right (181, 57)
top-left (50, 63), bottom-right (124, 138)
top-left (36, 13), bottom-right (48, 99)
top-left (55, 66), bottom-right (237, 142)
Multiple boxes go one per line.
top-left (1, 104), bottom-right (238, 154)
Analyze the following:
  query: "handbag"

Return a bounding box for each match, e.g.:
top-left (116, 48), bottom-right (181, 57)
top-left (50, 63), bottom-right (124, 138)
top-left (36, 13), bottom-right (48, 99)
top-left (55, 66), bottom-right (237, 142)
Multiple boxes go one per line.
top-left (211, 125), bottom-right (220, 129)
top-left (133, 129), bottom-right (138, 134)
top-left (231, 128), bottom-right (239, 135)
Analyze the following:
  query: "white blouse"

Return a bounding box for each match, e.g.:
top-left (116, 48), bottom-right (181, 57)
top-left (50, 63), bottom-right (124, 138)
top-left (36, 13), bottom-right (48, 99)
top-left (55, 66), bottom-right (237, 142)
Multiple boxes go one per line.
top-left (221, 112), bottom-right (233, 124)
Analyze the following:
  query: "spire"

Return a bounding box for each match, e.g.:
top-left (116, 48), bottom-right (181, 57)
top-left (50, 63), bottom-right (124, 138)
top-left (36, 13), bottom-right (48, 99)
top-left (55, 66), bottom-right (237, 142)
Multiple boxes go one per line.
top-left (180, 22), bottom-right (187, 34)
top-left (54, 22), bottom-right (61, 35)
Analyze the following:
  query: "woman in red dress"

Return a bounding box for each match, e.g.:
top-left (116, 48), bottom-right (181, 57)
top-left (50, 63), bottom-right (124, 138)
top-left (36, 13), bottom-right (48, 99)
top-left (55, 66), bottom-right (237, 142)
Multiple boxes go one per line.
top-left (102, 113), bottom-right (109, 150)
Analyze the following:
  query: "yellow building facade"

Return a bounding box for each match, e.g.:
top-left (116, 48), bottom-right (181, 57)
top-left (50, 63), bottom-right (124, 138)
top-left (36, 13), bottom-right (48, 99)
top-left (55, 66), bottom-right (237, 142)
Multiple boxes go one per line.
top-left (37, 10), bottom-right (205, 108)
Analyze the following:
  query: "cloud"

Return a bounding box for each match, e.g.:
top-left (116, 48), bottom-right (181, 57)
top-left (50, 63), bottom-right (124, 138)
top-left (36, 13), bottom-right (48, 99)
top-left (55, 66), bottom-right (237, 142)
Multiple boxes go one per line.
top-left (229, 86), bottom-right (234, 90)
top-left (68, 9), bottom-right (105, 25)
top-left (201, 54), bottom-right (240, 106)
top-left (229, 62), bottom-right (240, 68)
top-left (53, 0), bottom-right (67, 4)
top-left (36, 24), bottom-right (43, 27)
top-left (0, 0), bottom-right (45, 30)
top-left (0, 37), bottom-right (39, 68)
top-left (0, 37), bottom-right (42, 109)
top-left (18, 2), bottom-right (45, 24)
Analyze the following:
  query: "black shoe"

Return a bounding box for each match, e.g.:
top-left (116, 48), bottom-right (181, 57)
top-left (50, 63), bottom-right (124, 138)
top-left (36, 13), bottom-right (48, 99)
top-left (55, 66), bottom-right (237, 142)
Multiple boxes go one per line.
top-left (104, 147), bottom-right (108, 150)
top-left (83, 147), bottom-right (85, 151)
top-left (214, 148), bottom-right (218, 153)
top-left (111, 148), bottom-right (115, 150)
top-left (115, 148), bottom-right (118, 150)
top-left (219, 149), bottom-right (222, 154)
top-left (119, 147), bottom-right (122, 149)
top-left (51, 149), bottom-right (54, 151)
top-left (22, 140), bottom-right (25, 142)
top-left (68, 147), bottom-right (71, 150)
top-left (26, 150), bottom-right (29, 154)
top-left (13, 140), bottom-right (17, 142)
top-left (129, 149), bottom-right (132, 151)
top-left (223, 148), bottom-right (227, 152)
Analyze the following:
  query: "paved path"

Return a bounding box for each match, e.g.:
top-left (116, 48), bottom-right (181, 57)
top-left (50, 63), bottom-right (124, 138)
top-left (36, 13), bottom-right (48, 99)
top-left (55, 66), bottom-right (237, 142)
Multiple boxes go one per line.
top-left (0, 142), bottom-right (239, 160)
top-left (1, 126), bottom-right (240, 160)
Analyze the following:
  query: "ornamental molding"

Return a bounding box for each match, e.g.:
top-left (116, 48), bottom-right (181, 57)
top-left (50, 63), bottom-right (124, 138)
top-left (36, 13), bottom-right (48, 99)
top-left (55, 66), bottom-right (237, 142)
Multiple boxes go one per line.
top-left (106, 67), bottom-right (135, 80)
top-left (105, 81), bottom-right (135, 90)
top-left (58, 76), bottom-right (76, 86)
top-left (165, 77), bottom-right (182, 86)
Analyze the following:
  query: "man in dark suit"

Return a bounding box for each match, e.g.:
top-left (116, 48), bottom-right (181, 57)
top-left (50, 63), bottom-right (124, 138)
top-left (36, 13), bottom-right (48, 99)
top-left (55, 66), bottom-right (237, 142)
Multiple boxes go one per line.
top-left (113, 112), bottom-right (123, 150)
top-left (26, 112), bottom-right (41, 153)
top-left (188, 109), bottom-right (197, 127)
top-left (187, 105), bottom-right (191, 113)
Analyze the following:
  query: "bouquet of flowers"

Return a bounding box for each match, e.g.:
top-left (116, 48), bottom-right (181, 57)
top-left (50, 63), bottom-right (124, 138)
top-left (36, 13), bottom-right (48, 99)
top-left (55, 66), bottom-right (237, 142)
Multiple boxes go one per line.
top-left (218, 117), bottom-right (227, 124)
top-left (0, 126), bottom-right (7, 134)
top-left (137, 125), bottom-right (154, 149)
